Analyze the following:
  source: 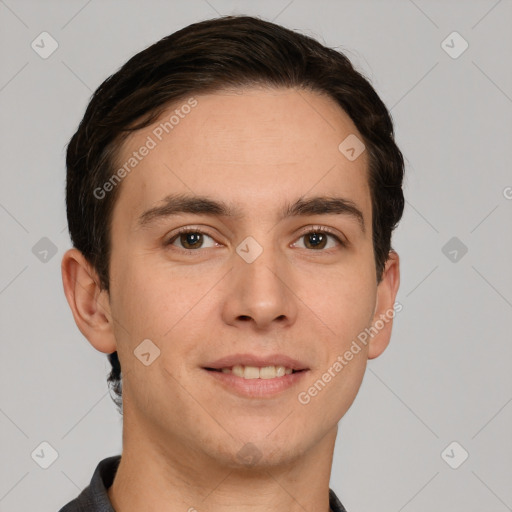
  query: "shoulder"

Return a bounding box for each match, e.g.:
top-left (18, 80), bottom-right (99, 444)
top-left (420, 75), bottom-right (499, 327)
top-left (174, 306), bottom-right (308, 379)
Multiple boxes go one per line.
top-left (329, 488), bottom-right (348, 512)
top-left (57, 455), bottom-right (121, 512)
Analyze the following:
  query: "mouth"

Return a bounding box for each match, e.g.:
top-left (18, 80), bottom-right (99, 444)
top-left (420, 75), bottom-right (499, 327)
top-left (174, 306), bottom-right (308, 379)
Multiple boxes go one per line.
top-left (202, 354), bottom-right (310, 398)
top-left (204, 365), bottom-right (305, 380)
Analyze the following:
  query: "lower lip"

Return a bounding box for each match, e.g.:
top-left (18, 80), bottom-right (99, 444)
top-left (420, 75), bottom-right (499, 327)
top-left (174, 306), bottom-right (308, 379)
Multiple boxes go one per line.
top-left (203, 369), bottom-right (309, 398)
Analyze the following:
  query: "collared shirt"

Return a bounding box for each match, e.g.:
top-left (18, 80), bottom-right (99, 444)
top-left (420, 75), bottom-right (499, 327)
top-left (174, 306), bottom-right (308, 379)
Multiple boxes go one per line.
top-left (58, 455), bottom-right (348, 512)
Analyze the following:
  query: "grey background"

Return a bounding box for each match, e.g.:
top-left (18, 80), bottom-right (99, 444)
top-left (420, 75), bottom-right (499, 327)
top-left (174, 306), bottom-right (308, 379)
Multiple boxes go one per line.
top-left (1, 0), bottom-right (511, 510)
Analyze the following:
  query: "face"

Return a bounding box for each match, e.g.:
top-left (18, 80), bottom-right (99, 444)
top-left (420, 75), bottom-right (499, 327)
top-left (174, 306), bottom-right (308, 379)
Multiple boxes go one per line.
top-left (86, 87), bottom-right (398, 468)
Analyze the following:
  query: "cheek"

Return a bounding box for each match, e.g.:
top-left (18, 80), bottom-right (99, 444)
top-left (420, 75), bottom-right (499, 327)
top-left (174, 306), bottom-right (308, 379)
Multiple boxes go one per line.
top-left (109, 256), bottom-right (215, 360)
top-left (296, 279), bottom-right (373, 421)
top-left (108, 254), bottom-right (173, 344)
top-left (299, 263), bottom-right (377, 340)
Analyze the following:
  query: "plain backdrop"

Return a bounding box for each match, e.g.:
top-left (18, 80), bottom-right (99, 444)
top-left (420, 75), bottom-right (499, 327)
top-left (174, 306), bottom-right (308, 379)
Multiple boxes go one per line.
top-left (1, 1), bottom-right (511, 511)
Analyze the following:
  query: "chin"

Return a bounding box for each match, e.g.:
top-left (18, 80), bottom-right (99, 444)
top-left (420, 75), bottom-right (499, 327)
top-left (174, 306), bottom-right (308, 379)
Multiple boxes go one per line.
top-left (204, 431), bottom-right (312, 471)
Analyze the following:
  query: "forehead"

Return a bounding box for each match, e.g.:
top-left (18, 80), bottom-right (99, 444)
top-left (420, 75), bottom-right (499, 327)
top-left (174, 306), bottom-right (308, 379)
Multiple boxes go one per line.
top-left (112, 87), bottom-right (371, 227)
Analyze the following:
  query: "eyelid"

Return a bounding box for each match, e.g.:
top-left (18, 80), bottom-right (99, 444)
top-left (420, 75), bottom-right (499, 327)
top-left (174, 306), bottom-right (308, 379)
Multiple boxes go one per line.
top-left (165, 225), bottom-right (218, 247)
top-left (294, 225), bottom-right (346, 247)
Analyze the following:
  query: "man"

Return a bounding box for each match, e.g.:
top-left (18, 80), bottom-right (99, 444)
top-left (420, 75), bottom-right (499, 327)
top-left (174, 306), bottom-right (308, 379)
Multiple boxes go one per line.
top-left (59, 14), bottom-right (404, 512)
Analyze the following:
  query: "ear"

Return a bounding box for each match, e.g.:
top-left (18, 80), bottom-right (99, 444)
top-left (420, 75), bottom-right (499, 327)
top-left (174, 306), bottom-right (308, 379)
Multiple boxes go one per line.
top-left (368, 250), bottom-right (400, 360)
top-left (61, 248), bottom-right (117, 354)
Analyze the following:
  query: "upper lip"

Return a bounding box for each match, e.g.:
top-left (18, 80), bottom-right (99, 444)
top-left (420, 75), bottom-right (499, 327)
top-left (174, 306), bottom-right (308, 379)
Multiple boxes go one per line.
top-left (203, 353), bottom-right (309, 371)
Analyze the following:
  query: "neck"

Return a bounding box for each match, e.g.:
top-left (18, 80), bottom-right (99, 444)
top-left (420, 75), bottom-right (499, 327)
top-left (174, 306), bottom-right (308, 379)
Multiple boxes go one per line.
top-left (108, 407), bottom-right (338, 512)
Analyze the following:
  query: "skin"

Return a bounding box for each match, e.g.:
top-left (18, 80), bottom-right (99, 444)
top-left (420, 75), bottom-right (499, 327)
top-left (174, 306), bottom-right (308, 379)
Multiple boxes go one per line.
top-left (62, 86), bottom-right (400, 512)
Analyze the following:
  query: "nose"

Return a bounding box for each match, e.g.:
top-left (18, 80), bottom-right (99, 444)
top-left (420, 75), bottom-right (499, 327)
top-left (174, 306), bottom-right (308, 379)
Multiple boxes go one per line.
top-left (221, 241), bottom-right (298, 331)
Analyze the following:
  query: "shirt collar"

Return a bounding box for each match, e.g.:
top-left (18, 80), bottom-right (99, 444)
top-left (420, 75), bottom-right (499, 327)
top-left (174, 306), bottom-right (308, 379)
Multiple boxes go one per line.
top-left (60, 455), bottom-right (348, 512)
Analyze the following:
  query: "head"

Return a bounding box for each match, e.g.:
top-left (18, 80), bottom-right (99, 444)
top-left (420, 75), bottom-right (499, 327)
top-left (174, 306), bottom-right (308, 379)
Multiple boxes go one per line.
top-left (62, 15), bottom-right (403, 467)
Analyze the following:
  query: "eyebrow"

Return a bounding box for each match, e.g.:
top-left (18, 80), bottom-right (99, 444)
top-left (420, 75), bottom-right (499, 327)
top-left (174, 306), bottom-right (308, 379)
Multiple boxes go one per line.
top-left (137, 193), bottom-right (366, 233)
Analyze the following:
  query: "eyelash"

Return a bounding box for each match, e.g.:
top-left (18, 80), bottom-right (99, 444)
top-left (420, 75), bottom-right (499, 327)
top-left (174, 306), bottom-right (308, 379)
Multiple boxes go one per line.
top-left (165, 225), bottom-right (345, 253)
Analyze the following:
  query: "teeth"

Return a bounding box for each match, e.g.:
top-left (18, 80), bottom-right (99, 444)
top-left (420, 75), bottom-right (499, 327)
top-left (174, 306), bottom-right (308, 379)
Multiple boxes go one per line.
top-left (232, 365), bottom-right (244, 377)
top-left (220, 365), bottom-right (297, 379)
top-left (244, 366), bottom-right (260, 379)
top-left (260, 366), bottom-right (277, 379)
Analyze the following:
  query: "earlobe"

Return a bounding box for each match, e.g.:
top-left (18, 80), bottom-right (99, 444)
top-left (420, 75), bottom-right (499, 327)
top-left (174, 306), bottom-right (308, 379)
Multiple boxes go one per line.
top-left (61, 248), bottom-right (117, 354)
top-left (368, 251), bottom-right (400, 360)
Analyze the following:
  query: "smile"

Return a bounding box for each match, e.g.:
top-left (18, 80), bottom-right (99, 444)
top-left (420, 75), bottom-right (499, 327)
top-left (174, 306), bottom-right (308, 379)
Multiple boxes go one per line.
top-left (207, 365), bottom-right (301, 379)
top-left (203, 366), bottom-right (309, 398)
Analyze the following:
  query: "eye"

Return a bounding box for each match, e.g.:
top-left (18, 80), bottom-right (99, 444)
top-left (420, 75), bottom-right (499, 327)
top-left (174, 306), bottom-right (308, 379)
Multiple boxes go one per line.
top-left (166, 228), bottom-right (218, 251)
top-left (165, 225), bottom-right (345, 253)
top-left (292, 226), bottom-right (345, 251)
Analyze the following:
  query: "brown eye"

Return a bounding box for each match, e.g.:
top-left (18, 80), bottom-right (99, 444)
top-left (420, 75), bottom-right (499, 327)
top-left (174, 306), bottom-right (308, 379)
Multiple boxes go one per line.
top-left (293, 227), bottom-right (344, 251)
top-left (303, 232), bottom-right (329, 250)
top-left (167, 229), bottom-right (216, 250)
